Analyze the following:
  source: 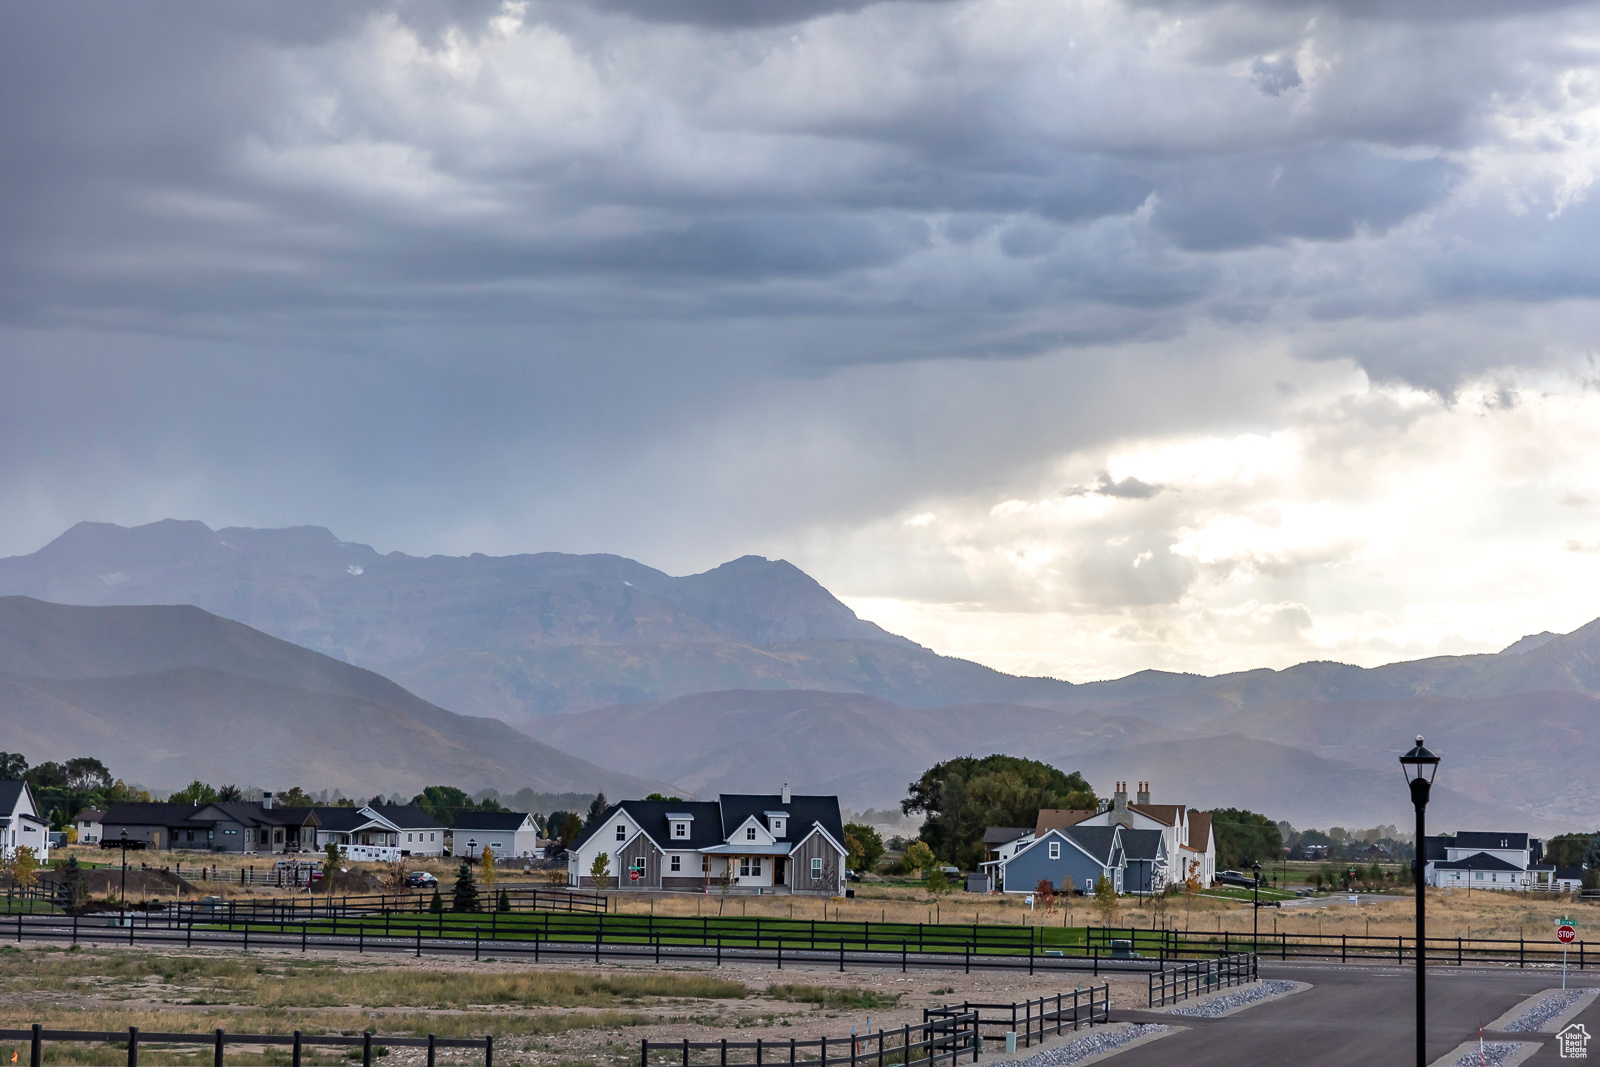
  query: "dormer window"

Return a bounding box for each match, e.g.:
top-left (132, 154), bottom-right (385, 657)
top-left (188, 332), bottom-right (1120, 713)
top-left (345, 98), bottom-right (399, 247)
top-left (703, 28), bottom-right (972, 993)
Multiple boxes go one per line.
top-left (746, 827), bottom-right (757, 841)
top-left (673, 822), bottom-right (688, 839)
top-left (771, 819), bottom-right (785, 836)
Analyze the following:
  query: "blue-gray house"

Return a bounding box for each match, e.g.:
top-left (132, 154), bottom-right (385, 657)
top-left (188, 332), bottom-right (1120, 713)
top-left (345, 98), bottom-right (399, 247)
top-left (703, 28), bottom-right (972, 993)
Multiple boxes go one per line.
top-left (1120, 827), bottom-right (1168, 894)
top-left (998, 824), bottom-right (1124, 896)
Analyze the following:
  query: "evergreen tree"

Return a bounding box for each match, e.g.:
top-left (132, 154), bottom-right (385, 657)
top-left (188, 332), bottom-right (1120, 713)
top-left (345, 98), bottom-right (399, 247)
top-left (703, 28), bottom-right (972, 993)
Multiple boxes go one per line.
top-left (429, 887), bottom-right (444, 913)
top-left (498, 888), bottom-right (511, 912)
top-left (452, 861), bottom-right (480, 912)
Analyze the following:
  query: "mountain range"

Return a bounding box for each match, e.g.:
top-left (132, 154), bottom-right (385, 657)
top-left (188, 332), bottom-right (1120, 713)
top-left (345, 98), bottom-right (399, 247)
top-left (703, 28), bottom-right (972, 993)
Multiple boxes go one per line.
top-left (1, 519), bottom-right (1596, 831)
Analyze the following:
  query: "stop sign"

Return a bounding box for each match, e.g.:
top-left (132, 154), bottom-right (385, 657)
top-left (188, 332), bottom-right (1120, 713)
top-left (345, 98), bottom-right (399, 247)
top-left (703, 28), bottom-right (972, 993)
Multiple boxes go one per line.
top-left (630, 869), bottom-right (640, 881)
top-left (1557, 925), bottom-right (1576, 944)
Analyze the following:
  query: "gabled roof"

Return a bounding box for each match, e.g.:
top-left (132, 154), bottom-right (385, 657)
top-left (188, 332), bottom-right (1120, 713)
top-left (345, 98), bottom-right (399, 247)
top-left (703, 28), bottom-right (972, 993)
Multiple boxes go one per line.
top-left (1452, 832), bottom-right (1530, 852)
top-left (1120, 828), bottom-right (1167, 861)
top-left (371, 804), bottom-right (446, 830)
top-left (984, 827), bottom-right (1033, 846)
top-left (298, 806), bottom-right (397, 833)
top-left (77, 809), bottom-right (105, 822)
top-left (572, 801), bottom-right (723, 852)
top-left (0, 781), bottom-right (30, 818)
top-left (719, 794), bottom-right (843, 849)
top-left (1060, 825), bottom-right (1122, 866)
top-left (450, 810), bottom-right (533, 832)
top-left (1130, 804), bottom-right (1186, 828)
top-left (1187, 812), bottom-right (1213, 848)
top-left (1423, 835), bottom-right (1453, 862)
top-left (101, 802), bottom-right (209, 827)
top-left (1555, 866), bottom-right (1585, 880)
top-left (1035, 809), bottom-right (1096, 834)
top-left (1433, 851), bottom-right (1524, 872)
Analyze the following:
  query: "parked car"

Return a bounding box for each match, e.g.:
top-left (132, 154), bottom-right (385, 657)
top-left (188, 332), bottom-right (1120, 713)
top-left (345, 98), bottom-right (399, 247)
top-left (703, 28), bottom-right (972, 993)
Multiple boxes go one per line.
top-left (405, 871), bottom-right (439, 889)
top-left (1216, 870), bottom-right (1259, 888)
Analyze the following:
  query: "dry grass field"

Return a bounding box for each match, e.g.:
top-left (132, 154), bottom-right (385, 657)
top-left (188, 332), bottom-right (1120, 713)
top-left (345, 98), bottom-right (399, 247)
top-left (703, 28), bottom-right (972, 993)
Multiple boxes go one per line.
top-left (0, 943), bottom-right (1145, 1067)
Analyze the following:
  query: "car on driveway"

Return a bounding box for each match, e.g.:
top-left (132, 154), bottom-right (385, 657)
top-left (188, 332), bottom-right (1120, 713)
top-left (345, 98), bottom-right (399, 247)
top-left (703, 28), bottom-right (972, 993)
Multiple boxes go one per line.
top-left (405, 871), bottom-right (438, 888)
top-left (1216, 870), bottom-right (1260, 888)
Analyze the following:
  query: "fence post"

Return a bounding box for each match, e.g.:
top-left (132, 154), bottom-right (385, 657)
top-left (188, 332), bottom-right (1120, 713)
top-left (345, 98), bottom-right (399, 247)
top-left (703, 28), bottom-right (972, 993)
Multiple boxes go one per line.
top-left (73, 911), bottom-right (78, 945)
top-left (476, 929), bottom-right (481, 961)
top-left (485, 1034), bottom-right (494, 1067)
top-left (683, 1038), bottom-right (690, 1067)
top-left (819, 1036), bottom-right (825, 1067)
top-left (127, 1025), bottom-right (139, 1067)
top-left (426, 1035), bottom-right (435, 1067)
top-left (30, 1023), bottom-right (41, 1067)
top-left (214, 1028), bottom-right (225, 1067)
top-left (293, 1031), bottom-right (302, 1067)
top-left (721, 1038), bottom-right (728, 1067)
top-left (363, 1031), bottom-right (373, 1067)
top-left (359, 927), bottom-right (364, 954)
top-left (642, 1039), bottom-right (649, 1067)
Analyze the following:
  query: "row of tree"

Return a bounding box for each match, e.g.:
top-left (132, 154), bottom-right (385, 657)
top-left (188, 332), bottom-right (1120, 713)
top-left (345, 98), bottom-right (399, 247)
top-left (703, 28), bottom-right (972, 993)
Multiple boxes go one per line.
top-left (0, 753), bottom-right (150, 831)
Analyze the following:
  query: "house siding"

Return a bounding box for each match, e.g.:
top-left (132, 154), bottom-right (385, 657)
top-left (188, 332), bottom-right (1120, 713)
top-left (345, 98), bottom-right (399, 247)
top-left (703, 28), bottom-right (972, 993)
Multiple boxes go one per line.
top-left (791, 833), bottom-right (843, 896)
top-left (1003, 837), bottom-right (1114, 896)
top-left (618, 834), bottom-right (663, 889)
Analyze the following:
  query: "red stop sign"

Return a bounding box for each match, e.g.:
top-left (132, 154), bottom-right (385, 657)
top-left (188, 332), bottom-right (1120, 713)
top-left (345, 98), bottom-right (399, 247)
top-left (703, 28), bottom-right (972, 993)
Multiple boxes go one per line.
top-left (630, 869), bottom-right (640, 881)
top-left (1557, 925), bottom-right (1576, 944)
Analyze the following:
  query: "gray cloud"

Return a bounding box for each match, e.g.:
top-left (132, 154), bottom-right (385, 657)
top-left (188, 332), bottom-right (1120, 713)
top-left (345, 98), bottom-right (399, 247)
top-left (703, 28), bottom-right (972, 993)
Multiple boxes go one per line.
top-left (1250, 56), bottom-right (1302, 97)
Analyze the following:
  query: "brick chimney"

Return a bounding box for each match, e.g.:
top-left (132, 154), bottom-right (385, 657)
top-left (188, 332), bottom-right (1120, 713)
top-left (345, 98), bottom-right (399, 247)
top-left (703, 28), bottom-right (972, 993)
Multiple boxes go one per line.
top-left (1135, 781), bottom-right (1150, 806)
top-left (1110, 782), bottom-right (1133, 828)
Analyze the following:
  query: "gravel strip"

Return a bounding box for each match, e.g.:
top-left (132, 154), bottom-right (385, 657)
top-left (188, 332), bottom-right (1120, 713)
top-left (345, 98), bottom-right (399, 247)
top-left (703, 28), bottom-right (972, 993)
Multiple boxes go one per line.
top-left (1163, 980), bottom-right (1297, 1018)
top-left (994, 1024), bottom-right (1169, 1066)
top-left (1503, 990), bottom-right (1587, 1032)
top-left (1450, 1041), bottom-right (1521, 1066)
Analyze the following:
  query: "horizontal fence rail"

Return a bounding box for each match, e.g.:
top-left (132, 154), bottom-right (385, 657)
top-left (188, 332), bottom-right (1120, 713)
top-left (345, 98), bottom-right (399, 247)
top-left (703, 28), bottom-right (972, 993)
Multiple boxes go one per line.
top-left (1086, 925), bottom-right (1592, 971)
top-left (1148, 953), bottom-right (1258, 1008)
top-left (7, 882), bottom-right (607, 917)
top-left (642, 1015), bottom-right (976, 1067)
top-left (926, 987), bottom-right (1109, 1048)
top-left (0, 1025), bottom-right (491, 1067)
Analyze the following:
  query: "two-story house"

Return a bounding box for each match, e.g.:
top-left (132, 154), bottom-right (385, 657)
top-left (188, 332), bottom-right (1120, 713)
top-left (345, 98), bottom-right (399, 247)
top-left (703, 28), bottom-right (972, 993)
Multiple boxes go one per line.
top-left (0, 781), bottom-right (51, 862)
top-left (567, 787), bottom-right (847, 896)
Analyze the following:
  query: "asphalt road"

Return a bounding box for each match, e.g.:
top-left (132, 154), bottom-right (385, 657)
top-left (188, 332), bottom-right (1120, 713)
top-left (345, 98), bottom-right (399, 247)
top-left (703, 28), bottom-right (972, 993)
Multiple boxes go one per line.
top-left (1105, 962), bottom-right (1600, 1066)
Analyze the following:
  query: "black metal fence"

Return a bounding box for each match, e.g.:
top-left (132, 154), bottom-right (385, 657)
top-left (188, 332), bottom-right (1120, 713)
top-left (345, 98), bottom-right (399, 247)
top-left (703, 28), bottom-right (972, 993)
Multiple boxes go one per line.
top-left (1086, 924), bottom-right (1592, 970)
top-left (925, 987), bottom-right (1109, 1048)
top-left (5, 883), bottom-right (606, 918)
top-left (1148, 953), bottom-right (1258, 1008)
top-left (642, 1015), bottom-right (976, 1067)
top-left (0, 1025), bottom-right (491, 1067)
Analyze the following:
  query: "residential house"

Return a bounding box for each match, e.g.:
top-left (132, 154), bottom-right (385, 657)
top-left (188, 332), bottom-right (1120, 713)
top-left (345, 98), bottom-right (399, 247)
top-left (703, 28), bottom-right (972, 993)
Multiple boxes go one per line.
top-left (567, 787), bottom-right (848, 895)
top-left (0, 781), bottom-right (51, 862)
top-left (76, 809), bottom-right (104, 845)
top-left (996, 824), bottom-right (1125, 897)
top-left (371, 805), bottom-right (447, 857)
top-left (297, 806), bottom-right (403, 862)
top-left (98, 799), bottom-right (319, 854)
top-left (450, 811), bottom-right (540, 860)
top-left (1040, 782), bottom-right (1215, 888)
top-left (1424, 832), bottom-right (1575, 892)
top-left (1120, 827), bottom-right (1170, 895)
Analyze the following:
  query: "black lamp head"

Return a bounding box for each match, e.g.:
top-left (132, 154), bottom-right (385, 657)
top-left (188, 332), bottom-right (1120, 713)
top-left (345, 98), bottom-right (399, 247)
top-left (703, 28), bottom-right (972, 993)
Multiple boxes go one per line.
top-left (1399, 734), bottom-right (1441, 785)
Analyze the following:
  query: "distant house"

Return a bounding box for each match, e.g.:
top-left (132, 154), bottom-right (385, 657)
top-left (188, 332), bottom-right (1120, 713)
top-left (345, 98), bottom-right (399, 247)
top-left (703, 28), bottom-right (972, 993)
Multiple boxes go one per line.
top-left (371, 805), bottom-right (447, 857)
top-left (1121, 827), bottom-right (1170, 895)
top-left (296, 806), bottom-right (403, 862)
top-left (0, 781), bottom-right (51, 863)
top-left (1425, 832), bottom-right (1575, 892)
top-left (1040, 782), bottom-right (1215, 888)
top-left (76, 809), bottom-right (105, 845)
top-left (98, 799), bottom-right (319, 854)
top-left (450, 811), bottom-right (540, 860)
top-left (567, 788), bottom-right (848, 895)
top-left (997, 825), bottom-right (1125, 897)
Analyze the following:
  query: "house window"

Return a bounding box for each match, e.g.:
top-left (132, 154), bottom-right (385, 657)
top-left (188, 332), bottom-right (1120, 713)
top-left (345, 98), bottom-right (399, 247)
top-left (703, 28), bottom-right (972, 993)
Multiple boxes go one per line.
top-left (811, 858), bottom-right (823, 879)
top-left (674, 823), bottom-right (688, 839)
top-left (616, 825), bottom-right (626, 842)
top-left (702, 856), bottom-right (709, 872)
top-left (430, 833), bottom-right (436, 842)
top-left (772, 820), bottom-right (784, 836)
top-left (671, 855), bottom-right (681, 872)
top-left (1049, 842), bottom-right (1061, 860)
top-left (1475, 872), bottom-right (1483, 880)
top-left (746, 827), bottom-right (757, 841)
top-left (740, 858), bottom-right (751, 877)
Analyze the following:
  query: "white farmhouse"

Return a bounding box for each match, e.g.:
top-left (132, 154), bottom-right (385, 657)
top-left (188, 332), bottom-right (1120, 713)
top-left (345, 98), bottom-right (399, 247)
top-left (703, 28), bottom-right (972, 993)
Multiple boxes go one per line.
top-left (0, 781), bottom-right (51, 862)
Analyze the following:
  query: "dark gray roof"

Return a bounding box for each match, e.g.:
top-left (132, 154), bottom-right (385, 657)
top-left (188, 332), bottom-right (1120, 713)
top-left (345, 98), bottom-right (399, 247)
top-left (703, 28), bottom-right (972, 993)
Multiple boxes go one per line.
top-left (449, 811), bottom-right (531, 833)
top-left (372, 804), bottom-right (446, 830)
top-left (1423, 835), bottom-right (1452, 862)
top-left (1119, 828), bottom-right (1166, 861)
top-left (1433, 851), bottom-right (1523, 872)
top-left (719, 794), bottom-right (843, 848)
top-left (0, 781), bottom-right (27, 817)
top-left (301, 806), bottom-right (388, 833)
top-left (1452, 832), bottom-right (1529, 852)
top-left (1556, 866), bottom-right (1584, 880)
top-left (1059, 825), bottom-right (1122, 865)
top-left (207, 803), bottom-right (317, 828)
top-left (573, 800), bottom-right (725, 852)
top-left (101, 802), bottom-right (210, 828)
top-left (983, 827), bottom-right (1032, 846)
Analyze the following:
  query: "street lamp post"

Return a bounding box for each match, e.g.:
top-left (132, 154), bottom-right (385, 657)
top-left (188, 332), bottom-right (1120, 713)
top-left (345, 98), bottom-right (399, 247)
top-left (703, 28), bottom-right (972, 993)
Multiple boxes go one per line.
top-left (1251, 860), bottom-right (1262, 952)
top-left (118, 829), bottom-right (131, 926)
top-left (1400, 735), bottom-right (1441, 1067)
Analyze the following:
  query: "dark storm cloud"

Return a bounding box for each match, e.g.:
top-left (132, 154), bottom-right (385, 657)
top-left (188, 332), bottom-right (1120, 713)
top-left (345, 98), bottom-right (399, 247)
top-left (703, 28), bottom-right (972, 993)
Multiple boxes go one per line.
top-left (1, 0), bottom-right (1598, 568)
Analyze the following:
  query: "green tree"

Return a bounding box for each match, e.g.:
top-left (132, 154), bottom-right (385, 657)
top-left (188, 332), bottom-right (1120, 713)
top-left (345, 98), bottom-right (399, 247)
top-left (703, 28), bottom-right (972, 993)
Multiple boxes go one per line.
top-left (0, 752), bottom-right (27, 779)
top-left (12, 846), bottom-right (38, 889)
top-left (902, 840), bottom-right (936, 876)
top-left (452, 861), bottom-right (480, 912)
top-left (217, 785), bottom-right (243, 802)
top-left (1544, 832), bottom-right (1599, 869)
top-left (170, 780), bottom-right (219, 805)
top-left (643, 793), bottom-right (683, 802)
top-left (589, 851), bottom-right (612, 892)
top-left (925, 867), bottom-right (950, 894)
top-left (902, 754), bottom-right (1096, 871)
top-left (844, 823), bottom-right (885, 872)
top-left (429, 888), bottom-right (444, 913)
top-left (481, 846), bottom-right (497, 897)
top-left (62, 757), bottom-right (111, 793)
top-left (1093, 874), bottom-right (1118, 924)
top-left (323, 841), bottom-right (345, 899)
top-left (585, 793), bottom-right (610, 829)
top-left (498, 888), bottom-right (511, 912)
top-left (1205, 809), bottom-right (1284, 869)
top-left (276, 786), bottom-right (315, 807)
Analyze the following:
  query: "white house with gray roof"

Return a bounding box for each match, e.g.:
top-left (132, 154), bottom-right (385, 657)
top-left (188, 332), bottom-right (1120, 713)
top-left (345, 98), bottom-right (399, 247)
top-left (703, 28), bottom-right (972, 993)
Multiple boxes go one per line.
top-left (0, 781), bottom-right (51, 862)
top-left (450, 811), bottom-right (539, 860)
top-left (567, 787), bottom-right (847, 895)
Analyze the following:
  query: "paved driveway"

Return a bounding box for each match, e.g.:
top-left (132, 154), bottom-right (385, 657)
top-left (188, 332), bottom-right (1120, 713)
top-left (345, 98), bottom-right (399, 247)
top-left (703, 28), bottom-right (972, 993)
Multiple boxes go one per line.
top-left (1106, 963), bottom-right (1600, 1066)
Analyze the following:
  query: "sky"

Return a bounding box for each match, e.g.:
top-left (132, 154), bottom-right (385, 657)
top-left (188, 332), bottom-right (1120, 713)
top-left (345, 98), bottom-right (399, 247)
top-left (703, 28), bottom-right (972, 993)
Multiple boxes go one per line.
top-left (4, 0), bottom-right (1600, 682)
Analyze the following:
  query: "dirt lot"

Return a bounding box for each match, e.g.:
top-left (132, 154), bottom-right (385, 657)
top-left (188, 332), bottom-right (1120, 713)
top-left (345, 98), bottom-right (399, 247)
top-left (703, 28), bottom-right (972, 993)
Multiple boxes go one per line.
top-left (0, 942), bottom-right (1144, 1067)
